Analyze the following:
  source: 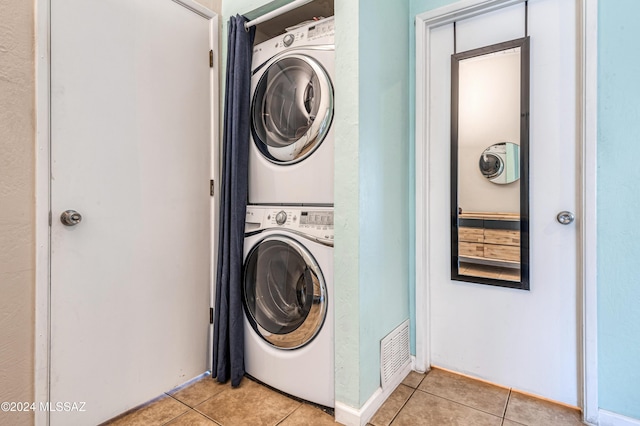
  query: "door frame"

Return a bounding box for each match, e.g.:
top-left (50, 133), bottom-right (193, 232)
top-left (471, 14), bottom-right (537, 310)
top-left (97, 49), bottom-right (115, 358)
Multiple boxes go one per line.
top-left (414, 0), bottom-right (598, 424)
top-left (34, 1), bottom-right (219, 424)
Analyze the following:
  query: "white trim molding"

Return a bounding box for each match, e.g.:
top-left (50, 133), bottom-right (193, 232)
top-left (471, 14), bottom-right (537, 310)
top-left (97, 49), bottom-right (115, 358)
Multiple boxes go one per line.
top-left (414, 0), bottom-right (598, 423)
top-left (413, 8), bottom-right (430, 374)
top-left (599, 410), bottom-right (640, 426)
top-left (581, 1), bottom-right (599, 423)
top-left (334, 361), bottom-right (413, 426)
top-left (34, 0), bottom-right (51, 425)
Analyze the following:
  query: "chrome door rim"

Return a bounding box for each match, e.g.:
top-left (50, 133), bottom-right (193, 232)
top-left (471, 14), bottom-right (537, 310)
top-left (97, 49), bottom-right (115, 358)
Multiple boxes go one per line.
top-left (243, 235), bottom-right (328, 350)
top-left (251, 54), bottom-right (334, 165)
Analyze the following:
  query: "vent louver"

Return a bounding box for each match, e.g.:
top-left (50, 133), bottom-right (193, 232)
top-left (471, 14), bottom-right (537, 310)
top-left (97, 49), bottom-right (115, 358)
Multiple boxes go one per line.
top-left (380, 320), bottom-right (410, 389)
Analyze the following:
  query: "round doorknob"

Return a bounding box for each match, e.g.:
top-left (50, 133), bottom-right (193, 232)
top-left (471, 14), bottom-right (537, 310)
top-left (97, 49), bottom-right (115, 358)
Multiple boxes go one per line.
top-left (556, 211), bottom-right (575, 225)
top-left (61, 210), bottom-right (82, 226)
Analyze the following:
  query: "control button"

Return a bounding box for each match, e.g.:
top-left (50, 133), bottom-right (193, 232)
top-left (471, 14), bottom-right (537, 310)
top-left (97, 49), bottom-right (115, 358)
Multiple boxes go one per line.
top-left (275, 211), bottom-right (287, 225)
top-left (283, 34), bottom-right (294, 47)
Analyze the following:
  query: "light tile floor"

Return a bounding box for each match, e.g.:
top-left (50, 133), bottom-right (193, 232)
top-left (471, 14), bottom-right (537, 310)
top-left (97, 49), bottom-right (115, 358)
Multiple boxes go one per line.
top-left (370, 368), bottom-right (584, 426)
top-left (104, 368), bottom-right (583, 425)
top-left (103, 374), bottom-right (338, 426)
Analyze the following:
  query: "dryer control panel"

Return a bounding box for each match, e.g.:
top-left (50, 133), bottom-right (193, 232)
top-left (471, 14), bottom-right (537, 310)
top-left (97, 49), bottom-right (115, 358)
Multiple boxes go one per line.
top-left (253, 16), bottom-right (335, 62)
top-left (245, 206), bottom-right (334, 245)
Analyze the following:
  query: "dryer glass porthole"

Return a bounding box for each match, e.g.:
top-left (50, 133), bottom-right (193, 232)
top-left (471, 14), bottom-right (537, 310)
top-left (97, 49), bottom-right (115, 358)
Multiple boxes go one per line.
top-left (243, 236), bottom-right (327, 350)
top-left (478, 152), bottom-right (504, 179)
top-left (251, 54), bottom-right (334, 165)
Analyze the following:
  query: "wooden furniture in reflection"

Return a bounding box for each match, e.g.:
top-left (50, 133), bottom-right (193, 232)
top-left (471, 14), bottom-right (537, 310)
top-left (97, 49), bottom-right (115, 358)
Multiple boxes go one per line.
top-left (458, 212), bottom-right (520, 268)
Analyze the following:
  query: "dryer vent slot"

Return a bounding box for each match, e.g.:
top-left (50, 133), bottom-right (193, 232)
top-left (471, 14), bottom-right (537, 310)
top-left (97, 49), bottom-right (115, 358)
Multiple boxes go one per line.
top-left (380, 320), bottom-right (410, 390)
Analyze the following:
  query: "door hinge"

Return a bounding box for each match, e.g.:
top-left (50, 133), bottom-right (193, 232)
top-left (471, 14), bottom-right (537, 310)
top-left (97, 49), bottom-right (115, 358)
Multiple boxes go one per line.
top-left (210, 307), bottom-right (214, 324)
top-left (210, 179), bottom-right (215, 196)
top-left (48, 211), bottom-right (52, 227)
top-left (209, 50), bottom-right (214, 68)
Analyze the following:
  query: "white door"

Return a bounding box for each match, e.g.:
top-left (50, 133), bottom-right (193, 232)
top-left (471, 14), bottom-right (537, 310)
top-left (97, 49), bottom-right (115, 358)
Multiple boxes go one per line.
top-left (424, 0), bottom-right (579, 405)
top-left (50, 1), bottom-right (216, 424)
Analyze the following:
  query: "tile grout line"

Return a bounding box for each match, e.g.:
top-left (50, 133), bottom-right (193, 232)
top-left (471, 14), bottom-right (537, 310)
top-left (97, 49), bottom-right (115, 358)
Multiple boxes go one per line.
top-left (192, 404), bottom-right (223, 425)
top-left (273, 402), bottom-right (304, 425)
top-left (158, 395), bottom-right (205, 426)
top-left (171, 392), bottom-right (224, 426)
top-left (166, 389), bottom-right (227, 424)
top-left (382, 376), bottom-right (428, 426)
top-left (502, 388), bottom-right (512, 419)
top-left (413, 387), bottom-right (506, 420)
top-left (387, 385), bottom-right (418, 426)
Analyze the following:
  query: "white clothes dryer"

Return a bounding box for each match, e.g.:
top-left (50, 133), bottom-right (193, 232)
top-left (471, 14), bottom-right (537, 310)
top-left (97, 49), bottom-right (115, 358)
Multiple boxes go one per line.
top-left (242, 205), bottom-right (334, 407)
top-left (249, 17), bottom-right (335, 205)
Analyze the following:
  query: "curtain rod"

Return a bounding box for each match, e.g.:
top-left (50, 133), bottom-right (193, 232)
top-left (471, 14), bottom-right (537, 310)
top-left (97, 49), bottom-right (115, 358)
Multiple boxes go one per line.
top-left (244, 0), bottom-right (315, 30)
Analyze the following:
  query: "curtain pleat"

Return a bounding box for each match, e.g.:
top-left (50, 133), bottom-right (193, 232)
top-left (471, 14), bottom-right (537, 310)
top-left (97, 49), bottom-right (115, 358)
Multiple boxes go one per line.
top-left (212, 15), bottom-right (255, 387)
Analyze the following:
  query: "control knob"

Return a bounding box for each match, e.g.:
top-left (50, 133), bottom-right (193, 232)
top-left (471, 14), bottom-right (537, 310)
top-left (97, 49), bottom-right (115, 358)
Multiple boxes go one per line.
top-left (283, 33), bottom-right (295, 47)
top-left (275, 211), bottom-right (287, 225)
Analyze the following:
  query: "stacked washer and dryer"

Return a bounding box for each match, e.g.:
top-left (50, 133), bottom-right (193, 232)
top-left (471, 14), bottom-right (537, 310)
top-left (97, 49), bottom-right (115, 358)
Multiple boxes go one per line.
top-left (242, 17), bottom-right (336, 408)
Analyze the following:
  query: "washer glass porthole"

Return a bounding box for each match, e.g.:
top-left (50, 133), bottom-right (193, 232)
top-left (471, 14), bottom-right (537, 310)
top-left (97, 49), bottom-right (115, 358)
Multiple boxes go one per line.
top-left (251, 55), bottom-right (334, 165)
top-left (243, 236), bottom-right (327, 349)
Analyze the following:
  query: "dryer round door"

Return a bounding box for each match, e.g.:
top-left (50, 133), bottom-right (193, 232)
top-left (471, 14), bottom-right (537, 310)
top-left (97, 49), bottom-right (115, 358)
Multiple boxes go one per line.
top-left (251, 54), bottom-right (334, 165)
top-left (243, 235), bottom-right (327, 349)
top-left (479, 152), bottom-right (504, 179)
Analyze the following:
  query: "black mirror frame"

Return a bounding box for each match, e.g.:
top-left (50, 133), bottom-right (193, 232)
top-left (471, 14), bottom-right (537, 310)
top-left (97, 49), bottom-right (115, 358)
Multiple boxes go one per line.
top-left (450, 37), bottom-right (530, 290)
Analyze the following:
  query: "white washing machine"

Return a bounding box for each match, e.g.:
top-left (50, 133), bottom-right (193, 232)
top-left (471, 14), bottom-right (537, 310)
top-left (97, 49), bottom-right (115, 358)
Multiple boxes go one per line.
top-left (243, 205), bottom-right (334, 407)
top-left (249, 17), bottom-right (335, 205)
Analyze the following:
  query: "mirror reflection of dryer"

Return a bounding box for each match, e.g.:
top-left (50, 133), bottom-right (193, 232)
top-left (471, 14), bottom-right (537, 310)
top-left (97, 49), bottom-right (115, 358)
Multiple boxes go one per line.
top-left (249, 17), bottom-right (335, 205)
top-left (242, 205), bottom-right (334, 407)
top-left (479, 142), bottom-right (520, 184)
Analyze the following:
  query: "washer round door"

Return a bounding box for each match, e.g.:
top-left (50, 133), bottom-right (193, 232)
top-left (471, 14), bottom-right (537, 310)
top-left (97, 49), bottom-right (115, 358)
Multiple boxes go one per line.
top-left (251, 54), bottom-right (334, 165)
top-left (243, 235), bottom-right (327, 349)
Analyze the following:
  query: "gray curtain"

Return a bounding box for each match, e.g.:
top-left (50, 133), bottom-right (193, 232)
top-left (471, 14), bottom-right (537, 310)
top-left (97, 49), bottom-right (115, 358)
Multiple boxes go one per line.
top-left (212, 15), bottom-right (255, 387)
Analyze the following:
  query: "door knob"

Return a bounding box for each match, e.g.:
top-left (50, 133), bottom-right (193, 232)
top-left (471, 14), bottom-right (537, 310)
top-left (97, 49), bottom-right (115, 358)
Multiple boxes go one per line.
top-left (556, 211), bottom-right (575, 225)
top-left (61, 210), bottom-right (83, 226)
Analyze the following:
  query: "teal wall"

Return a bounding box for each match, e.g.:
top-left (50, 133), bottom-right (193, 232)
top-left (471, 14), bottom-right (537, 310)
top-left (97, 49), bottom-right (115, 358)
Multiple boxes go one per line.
top-left (333, 0), bottom-right (361, 408)
top-left (597, 0), bottom-right (640, 420)
top-left (409, 0), bottom-right (640, 421)
top-left (358, 0), bottom-right (411, 406)
top-left (221, 0), bottom-right (412, 410)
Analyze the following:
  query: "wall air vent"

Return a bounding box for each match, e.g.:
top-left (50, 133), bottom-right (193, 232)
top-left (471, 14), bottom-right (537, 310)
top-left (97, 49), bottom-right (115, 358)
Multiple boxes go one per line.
top-left (380, 320), bottom-right (411, 390)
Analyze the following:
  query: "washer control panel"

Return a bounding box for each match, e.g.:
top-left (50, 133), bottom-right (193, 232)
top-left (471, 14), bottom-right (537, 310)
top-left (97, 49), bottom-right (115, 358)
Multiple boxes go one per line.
top-left (245, 206), bottom-right (334, 244)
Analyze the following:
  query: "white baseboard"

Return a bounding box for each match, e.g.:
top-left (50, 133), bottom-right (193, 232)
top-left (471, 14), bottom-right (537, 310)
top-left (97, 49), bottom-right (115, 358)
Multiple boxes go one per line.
top-left (411, 355), bottom-right (427, 373)
top-left (599, 410), bottom-right (640, 426)
top-left (335, 361), bottom-right (413, 426)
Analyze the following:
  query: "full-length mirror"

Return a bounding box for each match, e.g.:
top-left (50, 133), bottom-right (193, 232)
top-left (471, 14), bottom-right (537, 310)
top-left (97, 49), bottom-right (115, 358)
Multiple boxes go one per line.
top-left (451, 37), bottom-right (530, 290)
